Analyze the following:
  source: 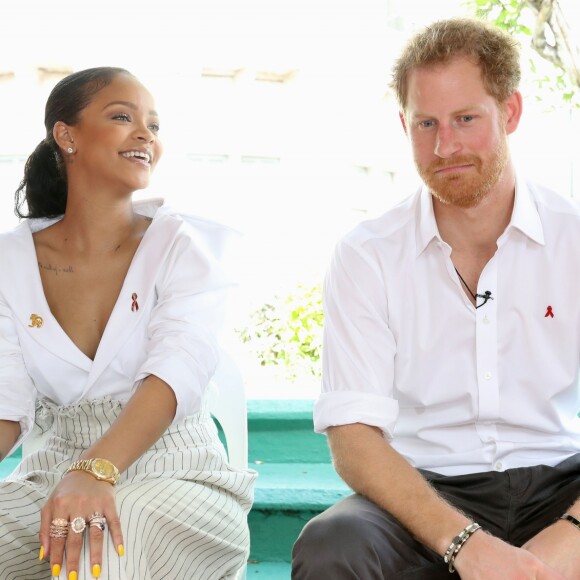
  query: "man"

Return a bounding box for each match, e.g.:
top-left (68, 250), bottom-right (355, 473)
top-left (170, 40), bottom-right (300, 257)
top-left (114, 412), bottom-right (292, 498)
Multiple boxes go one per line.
top-left (292, 17), bottom-right (580, 579)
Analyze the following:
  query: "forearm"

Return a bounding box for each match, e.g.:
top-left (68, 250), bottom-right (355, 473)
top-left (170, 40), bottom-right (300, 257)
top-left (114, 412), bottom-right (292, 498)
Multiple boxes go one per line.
top-left (0, 419), bottom-right (21, 462)
top-left (328, 423), bottom-right (472, 556)
top-left (79, 375), bottom-right (177, 472)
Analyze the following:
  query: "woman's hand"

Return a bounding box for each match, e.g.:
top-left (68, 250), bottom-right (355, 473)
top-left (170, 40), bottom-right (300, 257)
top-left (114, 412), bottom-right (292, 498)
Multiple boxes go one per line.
top-left (39, 471), bottom-right (124, 579)
top-left (37, 376), bottom-right (176, 578)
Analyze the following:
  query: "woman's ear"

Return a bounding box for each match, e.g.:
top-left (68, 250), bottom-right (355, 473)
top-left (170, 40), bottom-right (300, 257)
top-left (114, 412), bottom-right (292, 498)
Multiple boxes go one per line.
top-left (53, 122), bottom-right (75, 154)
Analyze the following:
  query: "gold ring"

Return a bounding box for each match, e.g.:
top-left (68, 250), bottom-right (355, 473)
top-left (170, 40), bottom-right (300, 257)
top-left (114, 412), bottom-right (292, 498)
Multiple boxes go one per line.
top-left (88, 513), bottom-right (107, 532)
top-left (49, 518), bottom-right (69, 539)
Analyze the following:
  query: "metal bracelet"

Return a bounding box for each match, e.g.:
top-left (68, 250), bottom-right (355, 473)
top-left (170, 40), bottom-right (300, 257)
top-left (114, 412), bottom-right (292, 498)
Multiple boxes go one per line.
top-left (443, 522), bottom-right (481, 573)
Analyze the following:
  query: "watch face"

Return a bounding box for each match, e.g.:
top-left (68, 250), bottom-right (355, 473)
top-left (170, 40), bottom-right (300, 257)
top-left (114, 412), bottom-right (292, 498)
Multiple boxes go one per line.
top-left (93, 459), bottom-right (114, 478)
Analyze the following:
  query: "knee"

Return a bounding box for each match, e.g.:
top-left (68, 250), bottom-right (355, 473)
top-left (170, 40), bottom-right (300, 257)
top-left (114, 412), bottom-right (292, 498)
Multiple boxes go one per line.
top-left (292, 508), bottom-right (376, 576)
top-left (299, 509), bottom-right (372, 552)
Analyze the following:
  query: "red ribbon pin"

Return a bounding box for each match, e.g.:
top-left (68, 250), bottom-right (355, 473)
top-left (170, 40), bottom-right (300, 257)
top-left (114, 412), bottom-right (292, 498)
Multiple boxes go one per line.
top-left (544, 305), bottom-right (554, 318)
top-left (131, 293), bottom-right (139, 312)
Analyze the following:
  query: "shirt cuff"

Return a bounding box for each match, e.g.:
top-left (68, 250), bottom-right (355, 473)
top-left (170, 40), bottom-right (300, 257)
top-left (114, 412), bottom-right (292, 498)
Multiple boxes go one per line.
top-left (313, 390), bottom-right (399, 438)
top-left (136, 350), bottom-right (216, 423)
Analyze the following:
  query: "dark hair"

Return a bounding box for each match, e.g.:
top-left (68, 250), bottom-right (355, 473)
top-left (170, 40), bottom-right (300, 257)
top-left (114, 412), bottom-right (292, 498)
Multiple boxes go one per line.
top-left (15, 67), bottom-right (133, 219)
top-left (391, 18), bottom-right (521, 111)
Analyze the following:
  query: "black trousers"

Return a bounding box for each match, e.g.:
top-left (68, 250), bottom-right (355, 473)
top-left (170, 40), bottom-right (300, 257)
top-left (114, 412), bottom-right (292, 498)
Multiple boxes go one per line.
top-left (291, 454), bottom-right (580, 579)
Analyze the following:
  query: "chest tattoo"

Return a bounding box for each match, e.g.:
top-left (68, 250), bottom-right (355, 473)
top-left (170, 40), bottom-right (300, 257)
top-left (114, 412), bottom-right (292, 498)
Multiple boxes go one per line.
top-left (38, 262), bottom-right (75, 276)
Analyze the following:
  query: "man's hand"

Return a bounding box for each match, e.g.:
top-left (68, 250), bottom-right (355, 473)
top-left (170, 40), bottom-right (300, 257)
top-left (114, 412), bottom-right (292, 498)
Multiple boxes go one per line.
top-left (523, 519), bottom-right (580, 579)
top-left (453, 530), bottom-right (566, 579)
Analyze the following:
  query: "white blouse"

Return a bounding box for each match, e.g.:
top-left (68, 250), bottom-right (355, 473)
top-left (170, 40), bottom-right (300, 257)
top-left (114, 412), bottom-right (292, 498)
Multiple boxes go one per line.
top-left (0, 200), bottom-right (235, 458)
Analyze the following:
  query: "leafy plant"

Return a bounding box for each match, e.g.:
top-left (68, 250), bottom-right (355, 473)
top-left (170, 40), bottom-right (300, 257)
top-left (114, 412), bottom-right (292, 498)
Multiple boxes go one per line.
top-left (465, 0), bottom-right (580, 108)
top-left (237, 284), bottom-right (324, 381)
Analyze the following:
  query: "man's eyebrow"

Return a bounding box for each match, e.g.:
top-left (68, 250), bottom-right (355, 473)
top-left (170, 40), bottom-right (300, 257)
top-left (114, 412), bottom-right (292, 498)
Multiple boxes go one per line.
top-left (102, 100), bottom-right (159, 116)
top-left (410, 104), bottom-right (483, 119)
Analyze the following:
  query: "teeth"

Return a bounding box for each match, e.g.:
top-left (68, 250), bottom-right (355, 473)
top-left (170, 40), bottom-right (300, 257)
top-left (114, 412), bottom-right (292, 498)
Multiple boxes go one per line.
top-left (122, 151), bottom-right (151, 163)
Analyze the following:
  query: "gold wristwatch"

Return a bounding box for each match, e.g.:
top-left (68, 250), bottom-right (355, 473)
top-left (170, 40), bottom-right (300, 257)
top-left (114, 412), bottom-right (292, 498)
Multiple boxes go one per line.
top-left (65, 458), bottom-right (120, 485)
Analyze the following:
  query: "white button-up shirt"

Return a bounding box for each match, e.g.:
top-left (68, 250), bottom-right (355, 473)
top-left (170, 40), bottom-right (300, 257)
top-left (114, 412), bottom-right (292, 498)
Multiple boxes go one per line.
top-left (0, 201), bottom-right (235, 458)
top-left (314, 177), bottom-right (580, 476)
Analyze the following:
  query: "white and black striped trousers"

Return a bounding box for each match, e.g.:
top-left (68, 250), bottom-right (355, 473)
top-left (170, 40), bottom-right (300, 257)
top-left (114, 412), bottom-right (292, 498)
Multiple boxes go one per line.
top-left (0, 397), bottom-right (256, 580)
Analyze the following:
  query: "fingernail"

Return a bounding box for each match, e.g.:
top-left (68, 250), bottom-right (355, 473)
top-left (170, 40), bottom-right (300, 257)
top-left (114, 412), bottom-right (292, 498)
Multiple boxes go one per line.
top-left (39, 546), bottom-right (44, 560)
top-left (69, 572), bottom-right (78, 580)
top-left (92, 563), bottom-right (101, 578)
top-left (118, 544), bottom-right (125, 556)
top-left (52, 564), bottom-right (61, 577)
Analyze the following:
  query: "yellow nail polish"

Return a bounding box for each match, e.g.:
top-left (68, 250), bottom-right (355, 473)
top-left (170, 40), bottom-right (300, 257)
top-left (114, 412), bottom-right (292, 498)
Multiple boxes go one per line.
top-left (69, 572), bottom-right (78, 580)
top-left (39, 546), bottom-right (44, 560)
top-left (92, 563), bottom-right (101, 578)
top-left (52, 564), bottom-right (61, 577)
top-left (118, 544), bottom-right (125, 556)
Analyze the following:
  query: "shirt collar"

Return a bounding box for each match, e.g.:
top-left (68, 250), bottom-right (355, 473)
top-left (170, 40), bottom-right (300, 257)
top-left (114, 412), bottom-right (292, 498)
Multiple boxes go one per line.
top-left (415, 185), bottom-right (443, 257)
top-left (415, 174), bottom-right (545, 257)
top-left (504, 175), bottom-right (545, 246)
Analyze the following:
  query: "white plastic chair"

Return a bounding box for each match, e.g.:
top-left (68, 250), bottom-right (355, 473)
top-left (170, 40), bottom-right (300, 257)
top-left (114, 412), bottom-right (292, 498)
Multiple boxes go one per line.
top-left (207, 350), bottom-right (249, 471)
top-left (208, 351), bottom-right (249, 580)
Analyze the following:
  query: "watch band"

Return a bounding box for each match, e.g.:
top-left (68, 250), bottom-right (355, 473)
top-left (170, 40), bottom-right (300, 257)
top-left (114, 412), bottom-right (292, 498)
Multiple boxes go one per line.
top-left (65, 458), bottom-right (120, 485)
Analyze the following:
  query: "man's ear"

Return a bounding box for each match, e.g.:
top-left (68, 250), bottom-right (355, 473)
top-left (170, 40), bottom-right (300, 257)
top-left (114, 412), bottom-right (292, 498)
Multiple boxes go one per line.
top-left (53, 122), bottom-right (75, 153)
top-left (503, 90), bottom-right (523, 136)
top-left (399, 111), bottom-right (409, 136)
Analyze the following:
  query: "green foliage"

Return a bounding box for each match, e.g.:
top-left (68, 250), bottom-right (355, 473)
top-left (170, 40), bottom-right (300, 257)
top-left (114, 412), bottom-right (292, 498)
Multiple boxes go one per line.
top-left (470, 0), bottom-right (530, 34)
top-left (237, 284), bottom-right (324, 382)
top-left (464, 0), bottom-right (579, 108)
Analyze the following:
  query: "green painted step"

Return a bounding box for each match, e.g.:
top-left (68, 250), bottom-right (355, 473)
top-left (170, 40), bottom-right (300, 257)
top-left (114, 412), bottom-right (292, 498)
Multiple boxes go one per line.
top-left (247, 400), bottom-right (349, 562)
top-left (248, 400), bottom-right (329, 464)
top-left (247, 561), bottom-right (291, 579)
top-left (249, 462), bottom-right (350, 562)
top-left (0, 454), bottom-right (20, 479)
top-left (252, 463), bottom-right (349, 511)
top-left (249, 507), bottom-right (321, 563)
top-left (0, 443), bottom-right (22, 479)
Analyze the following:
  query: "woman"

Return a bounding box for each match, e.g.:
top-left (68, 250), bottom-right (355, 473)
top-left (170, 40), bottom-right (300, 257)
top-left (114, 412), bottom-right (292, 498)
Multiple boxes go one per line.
top-left (0, 67), bottom-right (255, 580)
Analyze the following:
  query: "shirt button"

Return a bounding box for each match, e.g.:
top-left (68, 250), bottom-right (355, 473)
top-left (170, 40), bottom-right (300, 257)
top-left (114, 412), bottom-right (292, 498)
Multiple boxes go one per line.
top-left (484, 372), bottom-right (492, 380)
top-left (483, 315), bottom-right (490, 324)
top-left (486, 436), bottom-right (495, 442)
top-left (495, 461), bottom-right (503, 471)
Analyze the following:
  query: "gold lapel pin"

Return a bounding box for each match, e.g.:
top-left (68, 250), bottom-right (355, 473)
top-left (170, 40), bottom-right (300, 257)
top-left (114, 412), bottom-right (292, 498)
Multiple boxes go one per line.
top-left (28, 314), bottom-right (44, 328)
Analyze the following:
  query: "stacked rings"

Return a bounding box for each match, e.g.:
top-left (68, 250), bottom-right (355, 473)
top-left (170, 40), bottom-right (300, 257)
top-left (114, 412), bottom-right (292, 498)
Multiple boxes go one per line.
top-left (49, 518), bottom-right (69, 539)
top-left (88, 512), bottom-right (107, 532)
top-left (70, 516), bottom-right (87, 534)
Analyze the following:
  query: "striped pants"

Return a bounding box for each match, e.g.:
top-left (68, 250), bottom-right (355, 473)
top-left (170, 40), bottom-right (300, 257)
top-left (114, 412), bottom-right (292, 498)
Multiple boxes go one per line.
top-left (0, 398), bottom-right (256, 580)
